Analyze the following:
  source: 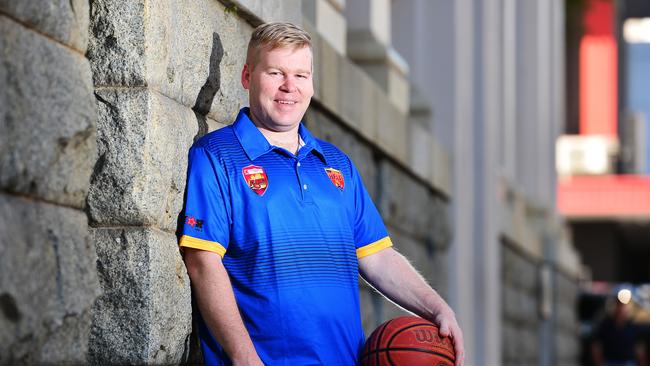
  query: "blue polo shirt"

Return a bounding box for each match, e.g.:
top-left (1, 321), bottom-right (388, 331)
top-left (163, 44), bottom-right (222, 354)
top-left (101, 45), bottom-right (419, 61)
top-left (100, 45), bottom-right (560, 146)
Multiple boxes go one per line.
top-left (179, 108), bottom-right (392, 365)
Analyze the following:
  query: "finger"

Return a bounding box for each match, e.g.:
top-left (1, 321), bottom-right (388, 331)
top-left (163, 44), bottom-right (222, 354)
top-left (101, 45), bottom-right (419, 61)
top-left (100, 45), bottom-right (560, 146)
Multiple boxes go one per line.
top-left (455, 350), bottom-right (465, 366)
top-left (438, 319), bottom-right (451, 337)
top-left (452, 328), bottom-right (465, 366)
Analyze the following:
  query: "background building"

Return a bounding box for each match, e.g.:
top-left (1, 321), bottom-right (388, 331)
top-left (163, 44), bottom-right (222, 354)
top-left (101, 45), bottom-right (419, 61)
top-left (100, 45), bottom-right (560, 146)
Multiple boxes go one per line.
top-left (1, 0), bottom-right (583, 365)
top-left (559, 0), bottom-right (650, 364)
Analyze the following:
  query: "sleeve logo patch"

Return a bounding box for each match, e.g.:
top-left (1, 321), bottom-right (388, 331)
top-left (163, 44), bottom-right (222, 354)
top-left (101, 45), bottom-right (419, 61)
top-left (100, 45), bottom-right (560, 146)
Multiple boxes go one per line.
top-left (242, 165), bottom-right (268, 196)
top-left (185, 215), bottom-right (204, 232)
top-left (325, 167), bottom-right (345, 190)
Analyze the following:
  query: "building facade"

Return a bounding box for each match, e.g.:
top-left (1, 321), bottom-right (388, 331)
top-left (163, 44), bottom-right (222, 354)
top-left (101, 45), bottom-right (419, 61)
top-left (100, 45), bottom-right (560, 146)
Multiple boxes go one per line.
top-left (0, 0), bottom-right (581, 364)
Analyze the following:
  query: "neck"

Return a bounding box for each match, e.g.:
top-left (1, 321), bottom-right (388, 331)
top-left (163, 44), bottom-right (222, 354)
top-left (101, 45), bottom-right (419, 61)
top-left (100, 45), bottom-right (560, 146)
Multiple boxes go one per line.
top-left (258, 126), bottom-right (301, 155)
top-left (247, 109), bottom-right (301, 154)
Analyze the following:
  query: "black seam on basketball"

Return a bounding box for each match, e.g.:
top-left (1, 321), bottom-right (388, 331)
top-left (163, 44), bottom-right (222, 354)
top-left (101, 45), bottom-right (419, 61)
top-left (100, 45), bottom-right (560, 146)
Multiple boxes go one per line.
top-left (364, 347), bottom-right (456, 364)
top-left (386, 324), bottom-right (435, 366)
top-left (374, 320), bottom-right (391, 366)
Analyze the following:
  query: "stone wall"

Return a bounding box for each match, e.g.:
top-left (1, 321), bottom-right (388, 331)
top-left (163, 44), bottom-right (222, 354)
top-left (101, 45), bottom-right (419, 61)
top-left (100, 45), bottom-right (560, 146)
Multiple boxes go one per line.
top-left (83, 0), bottom-right (265, 362)
top-left (501, 230), bottom-right (581, 366)
top-left (502, 243), bottom-right (541, 366)
top-left (0, 0), bottom-right (99, 363)
top-left (554, 269), bottom-right (581, 366)
top-left (1, 0), bottom-right (584, 364)
top-left (1, 0), bottom-right (453, 363)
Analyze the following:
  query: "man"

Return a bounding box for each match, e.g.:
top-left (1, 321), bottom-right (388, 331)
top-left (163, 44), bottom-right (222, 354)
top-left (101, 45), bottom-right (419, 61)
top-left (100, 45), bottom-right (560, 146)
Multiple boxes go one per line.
top-left (591, 298), bottom-right (646, 366)
top-left (179, 22), bottom-right (464, 366)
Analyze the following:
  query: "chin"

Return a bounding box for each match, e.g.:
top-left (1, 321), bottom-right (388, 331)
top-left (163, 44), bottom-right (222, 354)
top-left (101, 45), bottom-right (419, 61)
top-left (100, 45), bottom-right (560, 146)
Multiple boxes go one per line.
top-left (272, 112), bottom-right (305, 127)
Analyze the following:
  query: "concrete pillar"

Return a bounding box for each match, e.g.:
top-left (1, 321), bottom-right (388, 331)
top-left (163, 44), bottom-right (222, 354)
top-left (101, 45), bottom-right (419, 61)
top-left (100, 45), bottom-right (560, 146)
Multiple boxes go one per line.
top-left (502, 0), bottom-right (517, 181)
top-left (474, 0), bottom-right (503, 364)
top-left (516, 0), bottom-right (540, 201)
top-left (344, 0), bottom-right (409, 114)
top-left (302, 0), bottom-right (347, 55)
top-left (450, 0), bottom-right (478, 364)
top-left (551, 0), bottom-right (565, 205)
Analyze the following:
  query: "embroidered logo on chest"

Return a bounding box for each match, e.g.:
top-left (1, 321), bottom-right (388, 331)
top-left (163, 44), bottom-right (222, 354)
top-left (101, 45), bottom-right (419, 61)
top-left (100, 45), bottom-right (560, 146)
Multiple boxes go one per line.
top-left (325, 167), bottom-right (345, 190)
top-left (242, 165), bottom-right (268, 196)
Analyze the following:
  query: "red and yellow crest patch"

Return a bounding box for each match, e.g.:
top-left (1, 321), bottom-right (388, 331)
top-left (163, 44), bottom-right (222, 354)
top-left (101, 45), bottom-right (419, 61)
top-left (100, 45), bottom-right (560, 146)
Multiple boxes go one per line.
top-left (242, 165), bottom-right (268, 196)
top-left (325, 167), bottom-right (345, 190)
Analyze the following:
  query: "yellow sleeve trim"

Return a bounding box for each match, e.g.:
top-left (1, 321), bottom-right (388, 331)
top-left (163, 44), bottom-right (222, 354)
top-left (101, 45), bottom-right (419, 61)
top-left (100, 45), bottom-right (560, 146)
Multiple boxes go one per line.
top-left (179, 235), bottom-right (227, 257)
top-left (356, 237), bottom-right (393, 259)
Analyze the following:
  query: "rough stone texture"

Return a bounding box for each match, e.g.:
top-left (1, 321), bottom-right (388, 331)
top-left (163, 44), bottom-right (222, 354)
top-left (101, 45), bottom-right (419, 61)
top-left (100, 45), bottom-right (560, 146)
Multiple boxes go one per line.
top-left (88, 88), bottom-right (198, 230)
top-left (87, 0), bottom-right (146, 87)
top-left (0, 17), bottom-right (97, 208)
top-left (89, 0), bottom-right (251, 124)
top-left (146, 0), bottom-right (250, 124)
top-left (226, 0), bottom-right (302, 24)
top-left (89, 227), bottom-right (192, 364)
top-left (0, 0), bottom-right (89, 52)
top-left (0, 194), bottom-right (99, 365)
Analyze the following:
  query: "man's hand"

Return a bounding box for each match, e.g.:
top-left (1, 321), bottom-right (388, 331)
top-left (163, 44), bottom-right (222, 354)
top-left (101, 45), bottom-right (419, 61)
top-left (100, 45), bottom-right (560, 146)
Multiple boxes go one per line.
top-left (429, 301), bottom-right (464, 366)
top-left (358, 247), bottom-right (465, 366)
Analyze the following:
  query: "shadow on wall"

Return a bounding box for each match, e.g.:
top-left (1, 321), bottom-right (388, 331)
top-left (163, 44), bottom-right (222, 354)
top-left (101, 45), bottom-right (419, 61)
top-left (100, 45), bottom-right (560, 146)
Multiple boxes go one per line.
top-left (193, 32), bottom-right (224, 142)
top-left (177, 32), bottom-right (224, 365)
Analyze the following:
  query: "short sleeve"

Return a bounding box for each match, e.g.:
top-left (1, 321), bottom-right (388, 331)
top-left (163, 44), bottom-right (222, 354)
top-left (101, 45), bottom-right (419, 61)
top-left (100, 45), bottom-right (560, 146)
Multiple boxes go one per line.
top-left (179, 146), bottom-right (231, 257)
top-left (349, 159), bottom-right (393, 259)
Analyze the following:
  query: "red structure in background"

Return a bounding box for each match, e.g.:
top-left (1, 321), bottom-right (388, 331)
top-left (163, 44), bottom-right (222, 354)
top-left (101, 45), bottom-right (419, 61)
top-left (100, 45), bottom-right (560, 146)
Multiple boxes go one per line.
top-left (579, 0), bottom-right (617, 136)
top-left (558, 175), bottom-right (650, 217)
top-left (558, 0), bottom-right (650, 218)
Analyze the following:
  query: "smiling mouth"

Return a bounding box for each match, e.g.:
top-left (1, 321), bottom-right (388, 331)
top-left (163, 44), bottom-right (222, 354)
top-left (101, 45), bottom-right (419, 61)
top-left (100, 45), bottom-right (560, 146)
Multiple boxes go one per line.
top-left (276, 100), bottom-right (297, 105)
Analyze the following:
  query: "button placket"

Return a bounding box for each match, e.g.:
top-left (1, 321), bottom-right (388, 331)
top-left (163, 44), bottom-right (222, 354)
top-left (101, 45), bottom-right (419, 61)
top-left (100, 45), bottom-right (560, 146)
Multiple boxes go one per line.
top-left (295, 158), bottom-right (305, 200)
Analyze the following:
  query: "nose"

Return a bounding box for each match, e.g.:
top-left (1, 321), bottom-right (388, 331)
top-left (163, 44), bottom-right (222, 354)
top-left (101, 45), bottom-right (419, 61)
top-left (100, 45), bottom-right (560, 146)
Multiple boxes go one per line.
top-left (280, 76), bottom-right (297, 93)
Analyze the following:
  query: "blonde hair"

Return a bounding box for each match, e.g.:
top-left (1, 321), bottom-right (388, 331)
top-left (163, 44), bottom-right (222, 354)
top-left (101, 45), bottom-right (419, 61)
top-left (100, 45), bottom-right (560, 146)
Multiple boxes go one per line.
top-left (246, 22), bottom-right (312, 67)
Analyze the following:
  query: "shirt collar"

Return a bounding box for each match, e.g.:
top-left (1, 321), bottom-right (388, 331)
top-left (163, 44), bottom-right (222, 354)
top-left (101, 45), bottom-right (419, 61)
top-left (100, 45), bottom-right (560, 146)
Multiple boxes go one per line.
top-left (233, 108), bottom-right (326, 163)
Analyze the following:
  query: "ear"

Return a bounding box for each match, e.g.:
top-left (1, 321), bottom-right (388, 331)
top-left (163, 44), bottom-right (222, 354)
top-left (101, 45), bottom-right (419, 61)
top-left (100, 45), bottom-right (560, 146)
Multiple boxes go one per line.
top-left (241, 64), bottom-right (251, 90)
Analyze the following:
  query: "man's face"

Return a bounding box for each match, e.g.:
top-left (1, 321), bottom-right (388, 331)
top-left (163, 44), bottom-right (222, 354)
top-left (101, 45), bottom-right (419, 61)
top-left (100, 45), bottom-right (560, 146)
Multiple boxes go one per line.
top-left (241, 45), bottom-right (314, 132)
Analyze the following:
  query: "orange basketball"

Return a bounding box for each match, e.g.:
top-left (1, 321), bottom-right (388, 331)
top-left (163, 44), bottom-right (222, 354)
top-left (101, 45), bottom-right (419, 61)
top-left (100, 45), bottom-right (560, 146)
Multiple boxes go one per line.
top-left (359, 316), bottom-right (455, 366)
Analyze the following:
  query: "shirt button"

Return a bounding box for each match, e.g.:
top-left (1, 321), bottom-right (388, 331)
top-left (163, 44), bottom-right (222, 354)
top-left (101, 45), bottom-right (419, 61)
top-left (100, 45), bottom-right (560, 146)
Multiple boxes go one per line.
top-left (297, 162), bottom-right (301, 167)
top-left (303, 184), bottom-right (308, 190)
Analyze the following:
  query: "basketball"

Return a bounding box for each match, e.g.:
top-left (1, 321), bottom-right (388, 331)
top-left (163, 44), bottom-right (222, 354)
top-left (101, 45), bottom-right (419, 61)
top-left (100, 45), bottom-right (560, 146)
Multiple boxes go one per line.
top-left (359, 316), bottom-right (455, 366)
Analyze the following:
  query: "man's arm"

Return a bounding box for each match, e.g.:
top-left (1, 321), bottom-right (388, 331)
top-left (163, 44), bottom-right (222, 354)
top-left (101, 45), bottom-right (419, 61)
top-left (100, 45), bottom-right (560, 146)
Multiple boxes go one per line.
top-left (183, 248), bottom-right (263, 366)
top-left (358, 247), bottom-right (465, 366)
